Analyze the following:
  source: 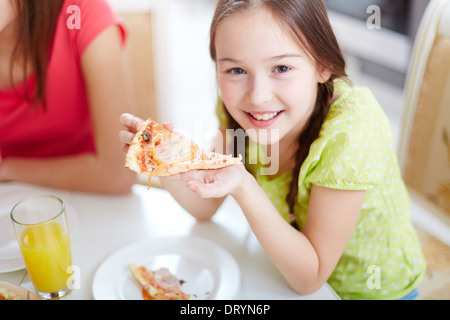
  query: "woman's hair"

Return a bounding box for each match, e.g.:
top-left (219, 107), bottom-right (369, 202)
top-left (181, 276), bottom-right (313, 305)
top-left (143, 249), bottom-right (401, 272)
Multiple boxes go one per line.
top-left (210, 0), bottom-right (348, 226)
top-left (10, 0), bottom-right (65, 107)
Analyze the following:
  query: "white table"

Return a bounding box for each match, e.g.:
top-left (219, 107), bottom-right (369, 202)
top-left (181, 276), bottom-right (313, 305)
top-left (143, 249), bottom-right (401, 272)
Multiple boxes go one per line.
top-left (0, 182), bottom-right (339, 300)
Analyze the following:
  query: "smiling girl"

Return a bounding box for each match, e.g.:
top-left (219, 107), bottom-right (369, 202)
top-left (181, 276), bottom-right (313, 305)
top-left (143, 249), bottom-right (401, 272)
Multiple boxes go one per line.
top-left (121, 0), bottom-right (426, 300)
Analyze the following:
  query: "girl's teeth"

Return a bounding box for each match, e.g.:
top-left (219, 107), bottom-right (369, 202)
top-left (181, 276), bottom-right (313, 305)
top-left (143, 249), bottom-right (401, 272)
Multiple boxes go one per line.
top-left (250, 112), bottom-right (279, 121)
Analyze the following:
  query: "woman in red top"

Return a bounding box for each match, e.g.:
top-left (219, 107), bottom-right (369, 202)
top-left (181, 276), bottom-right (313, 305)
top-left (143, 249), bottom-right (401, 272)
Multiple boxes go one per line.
top-left (0, 0), bottom-right (136, 193)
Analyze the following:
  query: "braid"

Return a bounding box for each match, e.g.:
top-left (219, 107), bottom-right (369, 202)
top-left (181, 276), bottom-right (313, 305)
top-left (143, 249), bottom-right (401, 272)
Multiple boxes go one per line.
top-left (286, 79), bottom-right (334, 229)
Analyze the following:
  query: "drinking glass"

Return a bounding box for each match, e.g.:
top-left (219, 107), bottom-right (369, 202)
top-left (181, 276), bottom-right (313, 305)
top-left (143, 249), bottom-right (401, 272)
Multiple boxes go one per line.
top-left (11, 195), bottom-right (73, 299)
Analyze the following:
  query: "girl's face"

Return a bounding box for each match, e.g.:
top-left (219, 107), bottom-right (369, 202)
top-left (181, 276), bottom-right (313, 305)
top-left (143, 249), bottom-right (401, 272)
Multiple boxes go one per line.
top-left (215, 7), bottom-right (329, 146)
top-left (0, 0), bottom-right (16, 33)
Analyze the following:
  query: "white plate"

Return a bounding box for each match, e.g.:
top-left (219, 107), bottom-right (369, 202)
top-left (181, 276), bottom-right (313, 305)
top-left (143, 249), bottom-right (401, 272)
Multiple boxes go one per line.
top-left (0, 193), bottom-right (79, 273)
top-left (92, 236), bottom-right (241, 300)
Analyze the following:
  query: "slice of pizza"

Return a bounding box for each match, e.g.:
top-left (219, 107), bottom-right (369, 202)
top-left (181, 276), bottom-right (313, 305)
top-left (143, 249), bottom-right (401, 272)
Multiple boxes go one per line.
top-left (0, 286), bottom-right (21, 300)
top-left (129, 264), bottom-right (191, 300)
top-left (125, 118), bottom-right (241, 180)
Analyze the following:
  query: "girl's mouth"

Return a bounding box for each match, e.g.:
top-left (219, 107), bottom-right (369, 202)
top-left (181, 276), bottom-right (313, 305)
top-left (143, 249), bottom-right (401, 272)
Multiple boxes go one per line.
top-left (246, 111), bottom-right (283, 128)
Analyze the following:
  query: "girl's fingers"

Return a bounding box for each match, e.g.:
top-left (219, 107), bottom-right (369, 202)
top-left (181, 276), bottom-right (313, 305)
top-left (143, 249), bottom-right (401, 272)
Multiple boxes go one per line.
top-left (161, 122), bottom-right (174, 132)
top-left (119, 130), bottom-right (135, 144)
top-left (120, 113), bottom-right (144, 132)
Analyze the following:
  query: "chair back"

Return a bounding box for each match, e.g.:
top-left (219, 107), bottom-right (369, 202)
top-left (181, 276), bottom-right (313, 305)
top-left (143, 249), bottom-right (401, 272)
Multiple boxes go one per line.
top-left (120, 10), bottom-right (158, 121)
top-left (398, 0), bottom-right (450, 224)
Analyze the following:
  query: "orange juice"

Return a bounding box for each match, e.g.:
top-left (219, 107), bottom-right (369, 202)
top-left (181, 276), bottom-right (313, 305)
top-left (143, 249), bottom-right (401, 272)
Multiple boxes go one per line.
top-left (19, 221), bottom-right (72, 293)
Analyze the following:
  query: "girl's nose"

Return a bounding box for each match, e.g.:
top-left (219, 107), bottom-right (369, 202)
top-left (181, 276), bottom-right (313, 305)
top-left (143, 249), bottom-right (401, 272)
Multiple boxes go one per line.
top-left (246, 75), bottom-right (273, 106)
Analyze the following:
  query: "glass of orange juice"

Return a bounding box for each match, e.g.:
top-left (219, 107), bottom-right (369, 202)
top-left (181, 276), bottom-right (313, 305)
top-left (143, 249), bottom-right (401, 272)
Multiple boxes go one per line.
top-left (10, 195), bottom-right (73, 300)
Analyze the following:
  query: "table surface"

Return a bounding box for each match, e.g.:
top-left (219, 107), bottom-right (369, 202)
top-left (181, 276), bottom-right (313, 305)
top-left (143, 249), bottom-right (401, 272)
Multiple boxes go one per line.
top-left (0, 182), bottom-right (339, 300)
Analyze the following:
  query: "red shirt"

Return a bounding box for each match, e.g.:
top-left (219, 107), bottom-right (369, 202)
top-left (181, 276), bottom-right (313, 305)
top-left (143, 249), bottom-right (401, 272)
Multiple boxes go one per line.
top-left (0, 0), bottom-right (126, 160)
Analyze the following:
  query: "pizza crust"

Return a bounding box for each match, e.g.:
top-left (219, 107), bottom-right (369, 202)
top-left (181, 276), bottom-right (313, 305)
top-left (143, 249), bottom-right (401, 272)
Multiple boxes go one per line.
top-left (0, 286), bottom-right (21, 300)
top-left (150, 154), bottom-right (242, 177)
top-left (0, 281), bottom-right (40, 300)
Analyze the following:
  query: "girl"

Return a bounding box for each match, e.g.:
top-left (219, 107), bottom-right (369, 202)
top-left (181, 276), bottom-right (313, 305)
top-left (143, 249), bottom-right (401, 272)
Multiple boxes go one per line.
top-left (120, 0), bottom-right (426, 300)
top-left (0, 0), bottom-right (136, 194)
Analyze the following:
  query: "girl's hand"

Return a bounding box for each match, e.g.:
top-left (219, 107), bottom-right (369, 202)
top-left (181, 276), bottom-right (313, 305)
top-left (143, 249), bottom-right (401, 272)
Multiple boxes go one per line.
top-left (119, 113), bottom-right (174, 146)
top-left (179, 163), bottom-right (250, 199)
top-left (119, 113), bottom-right (144, 146)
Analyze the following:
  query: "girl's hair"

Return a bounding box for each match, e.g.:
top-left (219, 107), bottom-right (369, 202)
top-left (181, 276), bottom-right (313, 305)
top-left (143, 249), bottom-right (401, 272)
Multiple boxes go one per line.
top-left (210, 0), bottom-right (348, 225)
top-left (10, 0), bottom-right (65, 107)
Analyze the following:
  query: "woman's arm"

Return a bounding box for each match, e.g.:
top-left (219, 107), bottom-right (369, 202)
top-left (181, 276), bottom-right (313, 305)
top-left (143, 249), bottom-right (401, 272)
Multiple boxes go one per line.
top-left (0, 26), bottom-right (136, 194)
top-left (189, 168), bottom-right (364, 294)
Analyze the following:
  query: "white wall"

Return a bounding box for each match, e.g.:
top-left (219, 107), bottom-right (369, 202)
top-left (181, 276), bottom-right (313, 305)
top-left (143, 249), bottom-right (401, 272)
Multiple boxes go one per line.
top-left (107, 0), bottom-right (155, 13)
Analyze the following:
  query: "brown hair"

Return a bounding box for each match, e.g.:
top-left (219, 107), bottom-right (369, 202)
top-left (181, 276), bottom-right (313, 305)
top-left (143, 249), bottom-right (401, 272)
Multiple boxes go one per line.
top-left (10, 0), bottom-right (65, 107)
top-left (210, 0), bottom-right (348, 227)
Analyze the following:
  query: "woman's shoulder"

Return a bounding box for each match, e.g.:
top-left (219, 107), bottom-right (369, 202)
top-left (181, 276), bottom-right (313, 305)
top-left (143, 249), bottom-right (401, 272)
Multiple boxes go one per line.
top-left (62, 0), bottom-right (121, 30)
top-left (56, 0), bottom-right (126, 57)
top-left (63, 0), bottom-right (115, 13)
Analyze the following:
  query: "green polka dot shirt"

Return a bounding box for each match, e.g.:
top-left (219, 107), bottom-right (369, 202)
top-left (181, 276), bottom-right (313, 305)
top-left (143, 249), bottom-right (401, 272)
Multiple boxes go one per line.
top-left (216, 79), bottom-right (426, 300)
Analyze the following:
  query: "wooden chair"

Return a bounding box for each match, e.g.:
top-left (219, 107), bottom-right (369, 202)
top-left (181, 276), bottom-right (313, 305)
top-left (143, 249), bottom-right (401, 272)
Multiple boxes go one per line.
top-left (109, 0), bottom-right (168, 122)
top-left (112, 1), bottom-right (165, 187)
top-left (398, 0), bottom-right (450, 243)
top-left (121, 11), bottom-right (158, 120)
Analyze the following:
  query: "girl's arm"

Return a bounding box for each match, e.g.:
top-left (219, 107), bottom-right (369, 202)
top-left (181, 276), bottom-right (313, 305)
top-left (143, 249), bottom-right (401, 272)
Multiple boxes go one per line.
top-left (188, 168), bottom-right (364, 294)
top-left (159, 126), bottom-right (232, 220)
top-left (159, 174), bottom-right (227, 222)
top-left (0, 26), bottom-right (136, 194)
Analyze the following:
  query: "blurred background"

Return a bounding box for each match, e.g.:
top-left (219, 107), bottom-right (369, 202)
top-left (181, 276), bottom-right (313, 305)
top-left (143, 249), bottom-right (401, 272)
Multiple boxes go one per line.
top-left (107, 0), bottom-right (449, 299)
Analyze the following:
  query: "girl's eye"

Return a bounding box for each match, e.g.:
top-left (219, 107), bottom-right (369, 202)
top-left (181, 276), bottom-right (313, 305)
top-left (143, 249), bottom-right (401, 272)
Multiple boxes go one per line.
top-left (229, 68), bottom-right (246, 75)
top-left (274, 65), bottom-right (291, 73)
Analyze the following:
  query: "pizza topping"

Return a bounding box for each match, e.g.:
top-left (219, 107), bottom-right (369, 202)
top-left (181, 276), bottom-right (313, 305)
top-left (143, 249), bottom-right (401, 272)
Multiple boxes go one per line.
top-left (142, 131), bottom-right (152, 143)
top-left (129, 264), bottom-right (191, 300)
top-left (153, 268), bottom-right (185, 290)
